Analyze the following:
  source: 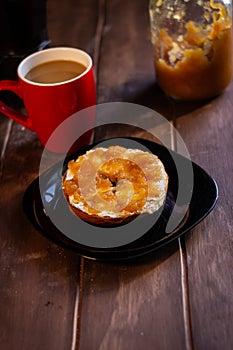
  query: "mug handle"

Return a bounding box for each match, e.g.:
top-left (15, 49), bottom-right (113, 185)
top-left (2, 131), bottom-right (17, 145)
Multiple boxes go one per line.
top-left (0, 80), bottom-right (33, 130)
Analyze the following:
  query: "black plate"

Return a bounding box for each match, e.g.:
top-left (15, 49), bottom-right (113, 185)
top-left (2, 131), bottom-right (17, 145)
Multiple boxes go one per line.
top-left (23, 138), bottom-right (218, 261)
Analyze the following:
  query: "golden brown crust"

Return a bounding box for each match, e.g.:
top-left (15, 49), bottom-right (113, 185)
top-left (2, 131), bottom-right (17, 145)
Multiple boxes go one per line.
top-left (62, 146), bottom-right (168, 227)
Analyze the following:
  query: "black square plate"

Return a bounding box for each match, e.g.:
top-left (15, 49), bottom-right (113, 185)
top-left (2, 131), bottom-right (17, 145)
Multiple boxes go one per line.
top-left (23, 138), bottom-right (218, 261)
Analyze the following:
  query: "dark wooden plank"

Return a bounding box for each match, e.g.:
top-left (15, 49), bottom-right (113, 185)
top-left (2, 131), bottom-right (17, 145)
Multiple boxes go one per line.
top-left (175, 82), bottom-right (233, 349)
top-left (47, 0), bottom-right (98, 55)
top-left (0, 122), bottom-right (79, 350)
top-left (94, 0), bottom-right (177, 142)
top-left (79, 1), bottom-right (187, 349)
top-left (79, 244), bottom-right (187, 350)
top-left (0, 117), bottom-right (12, 177)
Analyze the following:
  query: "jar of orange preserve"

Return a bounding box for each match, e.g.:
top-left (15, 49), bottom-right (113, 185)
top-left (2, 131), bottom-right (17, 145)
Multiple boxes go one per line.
top-left (149, 0), bottom-right (233, 100)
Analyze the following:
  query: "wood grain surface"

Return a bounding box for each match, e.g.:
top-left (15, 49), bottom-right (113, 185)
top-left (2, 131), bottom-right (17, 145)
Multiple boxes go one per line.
top-left (0, 1), bottom-right (233, 350)
top-left (175, 84), bottom-right (233, 350)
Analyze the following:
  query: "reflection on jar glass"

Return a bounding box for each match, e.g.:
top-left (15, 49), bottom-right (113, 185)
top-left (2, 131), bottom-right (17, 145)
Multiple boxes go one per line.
top-left (149, 0), bottom-right (233, 100)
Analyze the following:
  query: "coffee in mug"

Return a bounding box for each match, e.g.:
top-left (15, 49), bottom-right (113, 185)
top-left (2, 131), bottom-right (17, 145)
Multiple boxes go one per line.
top-left (0, 47), bottom-right (96, 152)
top-left (25, 60), bottom-right (87, 84)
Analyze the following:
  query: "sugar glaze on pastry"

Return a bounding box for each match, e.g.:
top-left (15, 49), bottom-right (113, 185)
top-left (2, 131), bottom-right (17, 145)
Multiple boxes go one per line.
top-left (62, 145), bottom-right (168, 226)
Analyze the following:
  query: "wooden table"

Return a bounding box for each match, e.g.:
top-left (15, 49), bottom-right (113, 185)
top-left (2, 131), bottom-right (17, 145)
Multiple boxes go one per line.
top-left (0, 1), bottom-right (233, 349)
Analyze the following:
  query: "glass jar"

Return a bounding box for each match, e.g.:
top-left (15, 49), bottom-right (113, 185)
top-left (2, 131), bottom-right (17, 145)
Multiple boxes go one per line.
top-left (149, 0), bottom-right (233, 100)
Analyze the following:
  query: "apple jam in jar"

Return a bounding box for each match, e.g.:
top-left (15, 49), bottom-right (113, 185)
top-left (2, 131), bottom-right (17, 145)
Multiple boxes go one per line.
top-left (149, 0), bottom-right (233, 100)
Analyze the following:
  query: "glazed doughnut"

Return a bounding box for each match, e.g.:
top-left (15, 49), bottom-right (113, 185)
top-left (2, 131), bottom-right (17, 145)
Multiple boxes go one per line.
top-left (62, 145), bottom-right (169, 226)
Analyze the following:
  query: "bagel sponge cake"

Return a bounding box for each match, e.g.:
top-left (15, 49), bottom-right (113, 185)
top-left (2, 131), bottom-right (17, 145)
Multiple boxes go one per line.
top-left (62, 145), bottom-right (168, 226)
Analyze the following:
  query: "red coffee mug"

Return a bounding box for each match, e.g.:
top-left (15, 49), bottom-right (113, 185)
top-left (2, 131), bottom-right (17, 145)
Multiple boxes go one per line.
top-left (0, 47), bottom-right (96, 152)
